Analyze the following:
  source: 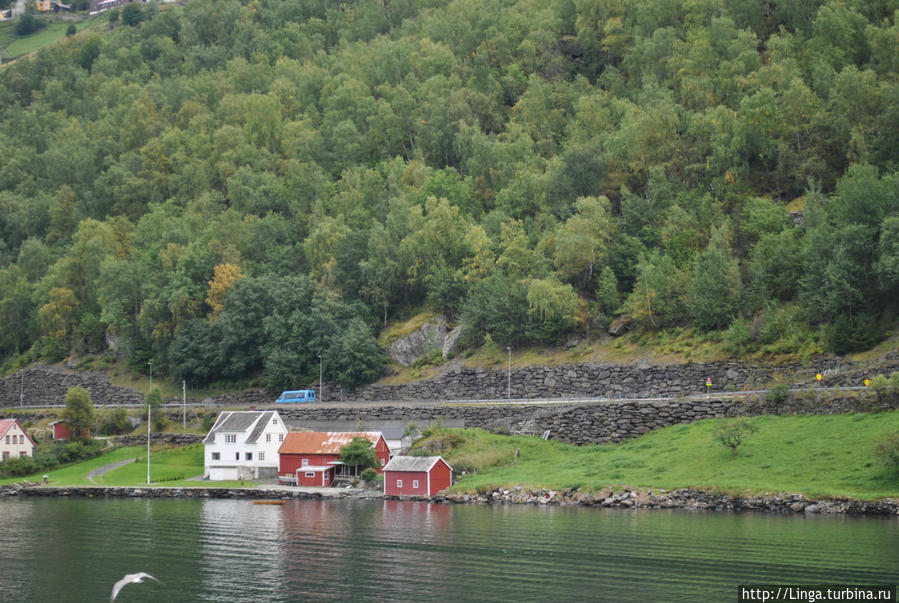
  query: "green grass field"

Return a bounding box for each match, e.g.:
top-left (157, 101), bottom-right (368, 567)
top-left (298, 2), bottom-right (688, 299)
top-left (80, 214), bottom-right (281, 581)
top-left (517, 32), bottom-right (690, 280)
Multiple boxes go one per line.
top-left (0, 15), bottom-right (107, 61)
top-left (0, 444), bottom-right (256, 488)
top-left (432, 411), bottom-right (899, 500)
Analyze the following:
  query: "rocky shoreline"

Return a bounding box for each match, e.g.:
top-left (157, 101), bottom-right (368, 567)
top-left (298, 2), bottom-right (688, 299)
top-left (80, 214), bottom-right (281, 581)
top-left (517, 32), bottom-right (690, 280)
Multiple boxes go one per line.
top-left (3, 483), bottom-right (897, 515)
top-left (432, 486), bottom-right (899, 515)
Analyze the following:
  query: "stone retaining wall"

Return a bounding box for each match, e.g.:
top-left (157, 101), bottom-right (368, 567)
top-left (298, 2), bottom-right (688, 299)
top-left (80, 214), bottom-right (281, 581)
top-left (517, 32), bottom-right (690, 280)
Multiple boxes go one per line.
top-left (3, 485), bottom-right (896, 515)
top-left (2, 486), bottom-right (377, 500)
top-left (113, 434), bottom-right (204, 446)
top-left (4, 354), bottom-right (899, 408)
top-left (276, 390), bottom-right (899, 445)
top-left (0, 365), bottom-right (144, 407)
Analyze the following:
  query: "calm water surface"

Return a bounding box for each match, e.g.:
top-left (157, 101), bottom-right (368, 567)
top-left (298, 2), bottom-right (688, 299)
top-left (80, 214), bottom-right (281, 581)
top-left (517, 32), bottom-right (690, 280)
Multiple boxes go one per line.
top-left (0, 497), bottom-right (897, 601)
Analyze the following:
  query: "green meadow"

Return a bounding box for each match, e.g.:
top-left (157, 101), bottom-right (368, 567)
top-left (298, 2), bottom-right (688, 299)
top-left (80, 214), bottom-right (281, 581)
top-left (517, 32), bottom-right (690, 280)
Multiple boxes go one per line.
top-left (0, 444), bottom-right (254, 488)
top-left (0, 16), bottom-right (107, 61)
top-left (435, 411), bottom-right (899, 500)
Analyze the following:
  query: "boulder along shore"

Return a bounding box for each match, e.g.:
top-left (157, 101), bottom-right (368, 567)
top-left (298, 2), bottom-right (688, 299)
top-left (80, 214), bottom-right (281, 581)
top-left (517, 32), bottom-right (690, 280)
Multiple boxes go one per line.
top-left (3, 484), bottom-right (897, 515)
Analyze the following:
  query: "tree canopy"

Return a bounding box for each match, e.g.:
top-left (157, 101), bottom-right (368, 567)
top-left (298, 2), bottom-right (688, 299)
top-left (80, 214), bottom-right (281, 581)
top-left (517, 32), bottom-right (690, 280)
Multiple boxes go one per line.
top-left (1, 0), bottom-right (898, 387)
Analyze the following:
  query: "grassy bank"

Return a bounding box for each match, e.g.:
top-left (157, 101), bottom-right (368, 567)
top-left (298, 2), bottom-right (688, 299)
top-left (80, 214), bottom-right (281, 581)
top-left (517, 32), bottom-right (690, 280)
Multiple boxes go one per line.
top-left (423, 411), bottom-right (899, 500)
top-left (0, 444), bottom-right (251, 488)
top-left (0, 15), bottom-right (107, 62)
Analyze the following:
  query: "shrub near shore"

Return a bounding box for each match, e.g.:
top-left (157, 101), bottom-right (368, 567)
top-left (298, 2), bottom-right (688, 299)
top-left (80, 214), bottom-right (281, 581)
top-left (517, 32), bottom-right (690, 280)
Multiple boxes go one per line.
top-left (418, 412), bottom-right (899, 500)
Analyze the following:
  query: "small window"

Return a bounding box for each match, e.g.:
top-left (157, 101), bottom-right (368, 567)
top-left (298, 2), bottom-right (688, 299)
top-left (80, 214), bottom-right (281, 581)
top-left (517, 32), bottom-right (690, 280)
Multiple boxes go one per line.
top-left (396, 480), bottom-right (403, 488)
top-left (4, 435), bottom-right (8, 444)
top-left (305, 472), bottom-right (315, 478)
top-left (259, 452), bottom-right (265, 461)
top-left (413, 480), bottom-right (419, 488)
top-left (266, 434), bottom-right (271, 442)
top-left (212, 452), bottom-right (220, 461)
top-left (279, 434), bottom-right (284, 442)
top-left (301, 459), bottom-right (309, 466)
top-left (225, 434), bottom-right (237, 443)
top-left (380, 458), bottom-right (385, 466)
top-left (235, 452), bottom-right (240, 461)
top-left (273, 418), bottom-right (278, 424)
top-left (245, 452), bottom-right (253, 461)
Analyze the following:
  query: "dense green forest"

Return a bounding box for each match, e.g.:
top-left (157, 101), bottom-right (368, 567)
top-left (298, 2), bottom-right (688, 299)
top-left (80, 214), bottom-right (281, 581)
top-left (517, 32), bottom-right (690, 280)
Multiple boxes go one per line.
top-left (0, 0), bottom-right (897, 389)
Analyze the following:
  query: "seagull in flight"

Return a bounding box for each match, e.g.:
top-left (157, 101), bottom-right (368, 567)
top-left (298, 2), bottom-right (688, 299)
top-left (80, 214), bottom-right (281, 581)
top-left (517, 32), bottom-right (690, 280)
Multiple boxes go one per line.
top-left (110, 572), bottom-right (159, 602)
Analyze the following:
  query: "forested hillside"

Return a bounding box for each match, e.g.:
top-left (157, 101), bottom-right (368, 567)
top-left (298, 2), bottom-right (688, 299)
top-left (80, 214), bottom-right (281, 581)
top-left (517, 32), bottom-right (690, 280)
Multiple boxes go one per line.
top-left (0, 0), bottom-right (897, 389)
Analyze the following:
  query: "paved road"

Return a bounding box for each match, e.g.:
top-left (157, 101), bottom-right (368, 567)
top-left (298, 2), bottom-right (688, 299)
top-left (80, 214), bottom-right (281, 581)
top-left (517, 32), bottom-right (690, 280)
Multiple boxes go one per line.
top-left (86, 457), bottom-right (136, 483)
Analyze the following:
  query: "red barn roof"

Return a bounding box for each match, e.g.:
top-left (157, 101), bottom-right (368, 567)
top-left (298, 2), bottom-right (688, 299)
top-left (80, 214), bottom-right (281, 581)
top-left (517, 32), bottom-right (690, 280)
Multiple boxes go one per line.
top-left (279, 431), bottom-right (386, 455)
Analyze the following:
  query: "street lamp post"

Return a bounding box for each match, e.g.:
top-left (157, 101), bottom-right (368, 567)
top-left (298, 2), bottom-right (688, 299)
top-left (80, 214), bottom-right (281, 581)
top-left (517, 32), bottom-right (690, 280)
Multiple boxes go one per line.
top-left (318, 354), bottom-right (323, 403)
top-left (506, 346), bottom-right (511, 400)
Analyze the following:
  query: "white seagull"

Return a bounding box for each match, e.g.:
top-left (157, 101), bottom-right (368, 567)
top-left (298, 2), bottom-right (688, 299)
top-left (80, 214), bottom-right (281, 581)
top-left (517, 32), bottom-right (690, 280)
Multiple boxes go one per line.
top-left (110, 572), bottom-right (159, 602)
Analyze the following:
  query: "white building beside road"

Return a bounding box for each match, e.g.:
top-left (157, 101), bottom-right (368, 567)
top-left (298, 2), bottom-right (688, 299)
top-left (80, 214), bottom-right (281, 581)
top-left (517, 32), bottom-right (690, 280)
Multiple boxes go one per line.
top-left (203, 411), bottom-right (287, 480)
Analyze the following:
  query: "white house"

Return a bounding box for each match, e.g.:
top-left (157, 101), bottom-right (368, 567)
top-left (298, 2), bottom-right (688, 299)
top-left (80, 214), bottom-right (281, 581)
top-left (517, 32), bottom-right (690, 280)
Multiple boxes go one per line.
top-left (0, 419), bottom-right (36, 461)
top-left (203, 411), bottom-right (288, 481)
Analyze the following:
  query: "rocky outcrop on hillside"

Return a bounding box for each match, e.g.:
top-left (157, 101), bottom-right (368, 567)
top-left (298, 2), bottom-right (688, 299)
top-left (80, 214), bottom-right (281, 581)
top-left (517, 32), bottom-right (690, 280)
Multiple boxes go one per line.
top-left (387, 318), bottom-right (450, 366)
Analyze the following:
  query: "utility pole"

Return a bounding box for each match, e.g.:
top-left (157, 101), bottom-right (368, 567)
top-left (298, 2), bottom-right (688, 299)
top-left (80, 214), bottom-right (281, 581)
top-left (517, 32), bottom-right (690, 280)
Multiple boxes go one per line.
top-left (506, 346), bottom-right (512, 400)
top-left (20, 371), bottom-right (24, 407)
top-left (182, 380), bottom-right (186, 431)
top-left (147, 361), bottom-right (152, 485)
top-left (318, 353), bottom-right (323, 403)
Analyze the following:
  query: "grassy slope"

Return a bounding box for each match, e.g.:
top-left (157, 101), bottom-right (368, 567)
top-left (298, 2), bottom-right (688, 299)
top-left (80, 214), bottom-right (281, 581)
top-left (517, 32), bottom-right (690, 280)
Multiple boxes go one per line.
top-left (0, 444), bottom-right (254, 488)
top-left (0, 15), bottom-right (107, 61)
top-left (435, 411), bottom-right (899, 500)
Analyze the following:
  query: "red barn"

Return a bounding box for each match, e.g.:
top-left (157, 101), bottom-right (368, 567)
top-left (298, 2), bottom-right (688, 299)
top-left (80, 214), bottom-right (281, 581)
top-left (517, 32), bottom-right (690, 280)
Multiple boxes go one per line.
top-left (383, 456), bottom-right (453, 497)
top-left (278, 431), bottom-right (390, 482)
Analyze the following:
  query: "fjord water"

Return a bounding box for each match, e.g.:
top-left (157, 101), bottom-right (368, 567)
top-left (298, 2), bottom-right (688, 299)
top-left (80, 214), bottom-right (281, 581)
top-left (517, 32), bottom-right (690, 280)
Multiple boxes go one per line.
top-left (1, 498), bottom-right (897, 602)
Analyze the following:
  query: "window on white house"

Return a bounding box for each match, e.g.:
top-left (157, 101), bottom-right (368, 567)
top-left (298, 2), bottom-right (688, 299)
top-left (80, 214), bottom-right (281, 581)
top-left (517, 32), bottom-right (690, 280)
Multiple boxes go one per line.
top-left (225, 434), bottom-right (236, 443)
top-left (396, 480), bottom-right (403, 488)
top-left (245, 452), bottom-right (253, 461)
top-left (235, 452), bottom-right (239, 460)
top-left (305, 472), bottom-right (314, 478)
top-left (279, 434), bottom-right (284, 442)
top-left (259, 452), bottom-right (265, 461)
top-left (4, 435), bottom-right (8, 444)
top-left (273, 419), bottom-right (278, 424)
top-left (266, 434), bottom-right (271, 442)
top-left (301, 459), bottom-right (309, 466)
top-left (212, 452), bottom-right (220, 461)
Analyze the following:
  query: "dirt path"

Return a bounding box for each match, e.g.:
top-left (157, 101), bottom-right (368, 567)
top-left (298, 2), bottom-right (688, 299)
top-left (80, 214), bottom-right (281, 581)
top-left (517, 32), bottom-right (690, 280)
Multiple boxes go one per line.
top-left (86, 457), bottom-right (136, 484)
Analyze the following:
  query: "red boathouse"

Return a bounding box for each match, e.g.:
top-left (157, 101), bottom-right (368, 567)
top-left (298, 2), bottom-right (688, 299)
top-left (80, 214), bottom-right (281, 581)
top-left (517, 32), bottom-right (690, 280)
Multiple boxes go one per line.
top-left (383, 456), bottom-right (453, 497)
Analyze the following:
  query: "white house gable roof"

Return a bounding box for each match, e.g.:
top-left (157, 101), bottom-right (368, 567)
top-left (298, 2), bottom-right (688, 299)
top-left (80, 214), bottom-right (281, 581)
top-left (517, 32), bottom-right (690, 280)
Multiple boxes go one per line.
top-left (203, 411), bottom-right (280, 444)
top-left (245, 411), bottom-right (278, 444)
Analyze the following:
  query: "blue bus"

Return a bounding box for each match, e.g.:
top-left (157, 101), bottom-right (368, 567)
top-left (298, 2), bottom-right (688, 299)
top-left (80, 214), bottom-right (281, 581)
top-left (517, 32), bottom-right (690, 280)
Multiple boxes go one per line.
top-left (275, 390), bottom-right (316, 403)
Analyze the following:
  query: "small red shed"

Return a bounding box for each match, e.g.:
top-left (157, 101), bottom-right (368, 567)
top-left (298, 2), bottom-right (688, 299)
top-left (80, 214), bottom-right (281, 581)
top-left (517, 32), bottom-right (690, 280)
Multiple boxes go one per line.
top-left (278, 431), bottom-right (391, 481)
top-left (49, 419), bottom-right (77, 440)
top-left (295, 465), bottom-right (335, 487)
top-left (383, 456), bottom-right (453, 497)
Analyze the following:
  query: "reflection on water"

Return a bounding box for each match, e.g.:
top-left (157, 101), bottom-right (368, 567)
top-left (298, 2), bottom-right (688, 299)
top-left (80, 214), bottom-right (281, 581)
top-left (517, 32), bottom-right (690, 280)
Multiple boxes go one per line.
top-left (0, 497), bottom-right (897, 602)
